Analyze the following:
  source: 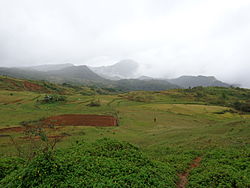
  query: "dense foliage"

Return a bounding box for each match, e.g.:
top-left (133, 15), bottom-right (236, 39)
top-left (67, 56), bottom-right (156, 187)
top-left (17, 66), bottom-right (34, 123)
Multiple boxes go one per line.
top-left (0, 138), bottom-right (176, 187)
top-left (0, 157), bottom-right (25, 180)
top-left (188, 148), bottom-right (250, 187)
top-left (232, 101), bottom-right (250, 112)
top-left (39, 94), bottom-right (67, 104)
top-left (182, 86), bottom-right (250, 112)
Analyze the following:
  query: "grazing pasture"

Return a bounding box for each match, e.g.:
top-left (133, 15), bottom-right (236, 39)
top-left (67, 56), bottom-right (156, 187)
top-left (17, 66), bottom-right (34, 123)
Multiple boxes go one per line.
top-left (0, 83), bottom-right (249, 187)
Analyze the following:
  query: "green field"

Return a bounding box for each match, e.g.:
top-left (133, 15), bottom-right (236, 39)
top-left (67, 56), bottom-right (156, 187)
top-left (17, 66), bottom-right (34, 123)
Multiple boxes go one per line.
top-left (0, 80), bottom-right (250, 187)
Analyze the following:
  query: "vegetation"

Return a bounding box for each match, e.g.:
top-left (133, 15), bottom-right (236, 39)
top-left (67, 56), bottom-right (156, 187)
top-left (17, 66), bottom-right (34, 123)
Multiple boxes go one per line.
top-left (232, 101), bottom-right (250, 112)
top-left (188, 148), bottom-right (250, 187)
top-left (0, 76), bottom-right (249, 187)
top-left (87, 99), bottom-right (101, 107)
top-left (0, 139), bottom-right (176, 187)
top-left (38, 94), bottom-right (67, 104)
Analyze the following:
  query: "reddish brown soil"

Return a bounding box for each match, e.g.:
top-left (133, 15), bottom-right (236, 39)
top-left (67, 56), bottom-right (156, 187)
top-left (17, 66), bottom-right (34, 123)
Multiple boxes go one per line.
top-left (0, 114), bottom-right (116, 134)
top-left (23, 81), bottom-right (44, 91)
top-left (43, 114), bottom-right (117, 127)
top-left (177, 157), bottom-right (202, 188)
top-left (0, 126), bottom-right (25, 133)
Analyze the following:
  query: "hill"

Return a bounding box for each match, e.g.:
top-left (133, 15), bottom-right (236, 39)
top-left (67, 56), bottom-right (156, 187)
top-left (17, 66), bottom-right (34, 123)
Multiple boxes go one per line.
top-left (24, 63), bottom-right (74, 72)
top-left (0, 65), bottom-right (107, 85)
top-left (0, 80), bottom-right (249, 187)
top-left (0, 76), bottom-right (68, 94)
top-left (114, 79), bottom-right (179, 91)
top-left (46, 65), bottom-right (108, 84)
top-left (0, 67), bottom-right (48, 81)
top-left (0, 66), bottom-right (180, 91)
top-left (0, 64), bottom-right (235, 91)
top-left (168, 75), bottom-right (230, 88)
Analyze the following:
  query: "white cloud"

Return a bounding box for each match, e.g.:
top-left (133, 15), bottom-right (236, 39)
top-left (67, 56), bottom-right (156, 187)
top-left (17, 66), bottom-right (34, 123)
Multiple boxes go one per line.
top-left (0, 0), bottom-right (249, 87)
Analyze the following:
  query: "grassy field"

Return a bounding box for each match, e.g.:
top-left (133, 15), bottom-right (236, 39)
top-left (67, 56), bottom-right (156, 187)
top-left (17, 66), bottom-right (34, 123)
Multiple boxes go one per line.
top-left (0, 86), bottom-right (250, 187)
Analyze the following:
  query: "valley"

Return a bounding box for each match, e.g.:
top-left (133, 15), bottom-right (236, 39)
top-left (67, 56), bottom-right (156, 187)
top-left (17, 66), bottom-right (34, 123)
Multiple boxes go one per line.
top-left (0, 76), bottom-right (249, 187)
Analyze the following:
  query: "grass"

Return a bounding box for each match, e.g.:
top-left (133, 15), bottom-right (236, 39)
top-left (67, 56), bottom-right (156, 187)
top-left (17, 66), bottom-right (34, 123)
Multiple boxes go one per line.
top-left (0, 86), bottom-right (250, 187)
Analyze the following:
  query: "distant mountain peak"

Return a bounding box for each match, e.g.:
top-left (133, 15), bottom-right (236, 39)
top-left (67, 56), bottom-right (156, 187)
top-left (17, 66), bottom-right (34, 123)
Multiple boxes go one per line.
top-left (112, 59), bottom-right (139, 67)
top-left (90, 59), bottom-right (139, 79)
top-left (168, 75), bottom-right (230, 88)
top-left (137, 75), bottom-right (154, 80)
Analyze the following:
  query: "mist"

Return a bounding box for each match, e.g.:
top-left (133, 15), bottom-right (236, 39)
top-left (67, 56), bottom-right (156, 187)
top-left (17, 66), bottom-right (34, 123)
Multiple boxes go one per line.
top-left (0, 0), bottom-right (250, 87)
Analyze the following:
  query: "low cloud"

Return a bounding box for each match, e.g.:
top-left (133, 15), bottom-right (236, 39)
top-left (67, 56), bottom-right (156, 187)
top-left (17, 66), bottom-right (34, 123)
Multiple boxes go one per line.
top-left (0, 0), bottom-right (249, 87)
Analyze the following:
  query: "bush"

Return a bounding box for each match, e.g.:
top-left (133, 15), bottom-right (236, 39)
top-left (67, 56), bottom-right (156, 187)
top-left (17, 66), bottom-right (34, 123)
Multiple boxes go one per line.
top-left (188, 148), bottom-right (250, 187)
top-left (87, 99), bottom-right (101, 107)
top-left (0, 138), bottom-right (176, 187)
top-left (231, 101), bottom-right (250, 112)
top-left (39, 94), bottom-right (67, 104)
top-left (0, 157), bottom-right (25, 181)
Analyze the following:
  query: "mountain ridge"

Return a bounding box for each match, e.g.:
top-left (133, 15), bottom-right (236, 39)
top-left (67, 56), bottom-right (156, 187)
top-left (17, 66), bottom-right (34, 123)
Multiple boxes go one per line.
top-left (0, 61), bottom-right (234, 90)
top-left (167, 75), bottom-right (231, 88)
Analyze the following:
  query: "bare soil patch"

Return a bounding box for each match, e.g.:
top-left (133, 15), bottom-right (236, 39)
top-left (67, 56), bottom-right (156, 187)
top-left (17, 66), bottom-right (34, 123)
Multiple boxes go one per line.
top-left (23, 81), bottom-right (44, 91)
top-left (43, 114), bottom-right (117, 127)
top-left (0, 114), bottom-right (117, 134)
top-left (177, 157), bottom-right (202, 188)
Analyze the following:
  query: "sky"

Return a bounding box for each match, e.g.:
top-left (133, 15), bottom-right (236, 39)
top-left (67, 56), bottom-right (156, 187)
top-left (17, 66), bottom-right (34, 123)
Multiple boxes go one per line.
top-left (0, 0), bottom-right (250, 87)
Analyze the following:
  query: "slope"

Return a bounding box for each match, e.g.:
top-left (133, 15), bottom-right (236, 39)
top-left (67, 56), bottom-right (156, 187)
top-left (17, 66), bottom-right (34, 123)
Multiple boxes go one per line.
top-left (168, 75), bottom-right (230, 88)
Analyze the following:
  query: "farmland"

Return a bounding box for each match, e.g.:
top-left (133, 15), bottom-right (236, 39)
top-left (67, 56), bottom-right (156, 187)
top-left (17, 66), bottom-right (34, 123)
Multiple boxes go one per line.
top-left (0, 78), bottom-right (250, 187)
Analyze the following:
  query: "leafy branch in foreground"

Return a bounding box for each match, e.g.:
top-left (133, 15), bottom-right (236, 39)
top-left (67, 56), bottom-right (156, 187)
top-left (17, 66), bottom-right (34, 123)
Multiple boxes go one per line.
top-left (9, 123), bottom-right (63, 161)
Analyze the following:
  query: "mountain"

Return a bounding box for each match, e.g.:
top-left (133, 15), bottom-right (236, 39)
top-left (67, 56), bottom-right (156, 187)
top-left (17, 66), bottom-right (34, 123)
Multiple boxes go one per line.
top-left (47, 65), bottom-right (107, 84)
top-left (0, 63), bottom-right (233, 91)
top-left (137, 76), bottom-right (154, 80)
top-left (0, 65), bottom-right (107, 85)
top-left (25, 63), bottom-right (74, 72)
top-left (114, 79), bottom-right (179, 91)
top-left (168, 75), bottom-right (230, 88)
top-left (90, 59), bottom-right (139, 79)
top-left (0, 67), bottom-right (48, 80)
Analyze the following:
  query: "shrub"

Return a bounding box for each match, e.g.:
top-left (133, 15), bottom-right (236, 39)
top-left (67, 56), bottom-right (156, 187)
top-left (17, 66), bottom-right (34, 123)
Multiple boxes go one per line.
top-left (0, 157), bottom-right (25, 181)
top-left (0, 138), bottom-right (176, 187)
top-left (39, 94), bottom-right (67, 104)
top-left (232, 101), bottom-right (250, 112)
top-left (188, 148), bottom-right (250, 187)
top-left (87, 99), bottom-right (101, 107)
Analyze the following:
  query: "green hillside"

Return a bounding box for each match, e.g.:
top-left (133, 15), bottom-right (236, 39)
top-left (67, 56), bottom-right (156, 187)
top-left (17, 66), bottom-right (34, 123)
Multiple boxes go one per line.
top-left (0, 66), bottom-right (180, 91)
top-left (0, 77), bottom-right (249, 187)
top-left (0, 76), bottom-right (69, 94)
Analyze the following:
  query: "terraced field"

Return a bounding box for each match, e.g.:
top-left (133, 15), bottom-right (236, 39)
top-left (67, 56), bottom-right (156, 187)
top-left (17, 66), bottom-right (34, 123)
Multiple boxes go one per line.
top-left (0, 86), bottom-right (249, 187)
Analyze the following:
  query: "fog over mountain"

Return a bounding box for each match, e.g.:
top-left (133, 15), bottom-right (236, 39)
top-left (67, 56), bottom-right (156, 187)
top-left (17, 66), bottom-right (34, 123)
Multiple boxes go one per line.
top-left (0, 0), bottom-right (250, 87)
top-left (90, 59), bottom-right (139, 80)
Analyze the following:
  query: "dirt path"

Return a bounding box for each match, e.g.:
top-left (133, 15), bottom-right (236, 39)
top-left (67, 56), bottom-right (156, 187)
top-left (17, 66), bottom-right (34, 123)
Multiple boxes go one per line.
top-left (177, 157), bottom-right (202, 188)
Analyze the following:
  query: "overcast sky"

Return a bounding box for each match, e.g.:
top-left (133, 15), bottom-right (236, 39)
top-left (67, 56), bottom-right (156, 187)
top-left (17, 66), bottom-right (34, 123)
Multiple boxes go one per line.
top-left (0, 0), bottom-right (250, 87)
